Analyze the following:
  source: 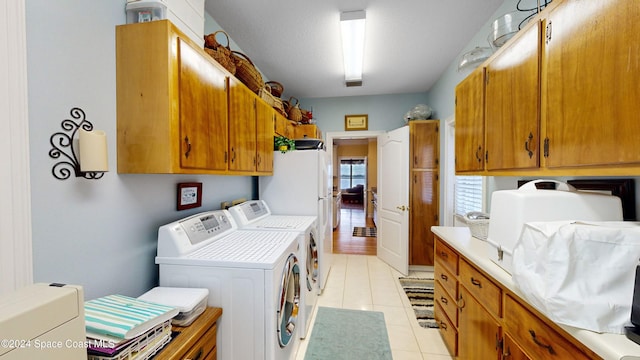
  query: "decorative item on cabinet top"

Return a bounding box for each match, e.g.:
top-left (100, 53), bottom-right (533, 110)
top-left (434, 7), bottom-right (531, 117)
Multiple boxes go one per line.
top-left (403, 104), bottom-right (433, 124)
top-left (488, 0), bottom-right (552, 50)
top-left (457, 46), bottom-right (493, 72)
top-left (49, 107), bottom-right (108, 180)
top-left (203, 31), bottom-right (236, 75)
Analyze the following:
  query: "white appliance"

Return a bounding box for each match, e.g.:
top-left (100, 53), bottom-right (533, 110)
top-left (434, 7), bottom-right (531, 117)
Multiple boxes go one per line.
top-left (487, 179), bottom-right (623, 274)
top-left (0, 283), bottom-right (85, 360)
top-left (228, 200), bottom-right (318, 339)
top-left (260, 149), bottom-right (332, 294)
top-left (155, 210), bottom-right (301, 360)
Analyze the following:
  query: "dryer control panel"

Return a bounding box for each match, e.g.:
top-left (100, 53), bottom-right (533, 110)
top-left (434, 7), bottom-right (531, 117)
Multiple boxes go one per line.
top-left (228, 200), bottom-right (271, 226)
top-left (157, 210), bottom-right (237, 257)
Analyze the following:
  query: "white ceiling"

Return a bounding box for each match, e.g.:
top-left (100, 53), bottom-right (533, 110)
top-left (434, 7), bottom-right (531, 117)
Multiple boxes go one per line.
top-left (204, 0), bottom-right (505, 99)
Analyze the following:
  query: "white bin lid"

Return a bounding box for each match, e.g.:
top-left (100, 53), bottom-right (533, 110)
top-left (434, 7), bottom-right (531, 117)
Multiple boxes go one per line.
top-left (138, 287), bottom-right (208, 313)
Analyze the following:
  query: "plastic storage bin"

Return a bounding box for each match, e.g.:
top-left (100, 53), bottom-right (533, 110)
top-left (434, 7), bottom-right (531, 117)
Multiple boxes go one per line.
top-left (126, 0), bottom-right (167, 24)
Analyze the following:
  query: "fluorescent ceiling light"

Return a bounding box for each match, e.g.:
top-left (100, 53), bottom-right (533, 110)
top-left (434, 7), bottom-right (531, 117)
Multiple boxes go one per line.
top-left (340, 10), bottom-right (366, 86)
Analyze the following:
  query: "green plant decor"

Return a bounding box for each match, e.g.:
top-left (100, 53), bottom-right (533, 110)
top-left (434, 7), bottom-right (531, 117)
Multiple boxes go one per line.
top-left (274, 136), bottom-right (295, 153)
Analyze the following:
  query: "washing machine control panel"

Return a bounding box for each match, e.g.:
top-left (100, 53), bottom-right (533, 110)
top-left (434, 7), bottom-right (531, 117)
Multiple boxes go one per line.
top-left (179, 210), bottom-right (234, 245)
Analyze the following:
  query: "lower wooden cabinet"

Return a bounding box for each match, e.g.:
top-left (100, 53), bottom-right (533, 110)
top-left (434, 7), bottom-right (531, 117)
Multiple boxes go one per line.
top-left (433, 236), bottom-right (601, 360)
top-left (154, 307), bottom-right (223, 360)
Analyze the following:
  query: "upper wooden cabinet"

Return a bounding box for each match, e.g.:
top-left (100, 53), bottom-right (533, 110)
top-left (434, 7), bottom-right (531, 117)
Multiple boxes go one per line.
top-left (116, 20), bottom-right (273, 175)
top-left (542, 0), bottom-right (640, 169)
top-left (117, 20), bottom-right (229, 174)
top-left (455, 67), bottom-right (485, 173)
top-left (455, 0), bottom-right (640, 176)
top-left (485, 20), bottom-right (540, 172)
top-left (295, 124), bottom-right (322, 139)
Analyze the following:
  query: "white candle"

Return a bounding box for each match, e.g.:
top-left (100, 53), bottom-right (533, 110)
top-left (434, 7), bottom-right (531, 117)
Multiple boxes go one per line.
top-left (79, 129), bottom-right (108, 172)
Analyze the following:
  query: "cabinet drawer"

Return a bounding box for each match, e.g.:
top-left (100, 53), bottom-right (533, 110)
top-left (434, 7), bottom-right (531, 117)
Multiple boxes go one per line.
top-left (434, 279), bottom-right (457, 328)
top-left (435, 261), bottom-right (457, 302)
top-left (504, 295), bottom-right (591, 360)
top-left (459, 258), bottom-right (501, 318)
top-left (435, 300), bottom-right (458, 357)
top-left (435, 237), bottom-right (458, 275)
top-left (184, 323), bottom-right (217, 360)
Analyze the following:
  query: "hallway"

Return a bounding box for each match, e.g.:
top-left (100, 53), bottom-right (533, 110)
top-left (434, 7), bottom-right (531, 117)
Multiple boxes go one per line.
top-left (333, 202), bottom-right (376, 255)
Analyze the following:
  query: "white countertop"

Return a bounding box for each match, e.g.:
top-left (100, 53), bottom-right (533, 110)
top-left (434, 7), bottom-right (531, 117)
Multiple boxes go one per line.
top-left (431, 226), bottom-right (640, 360)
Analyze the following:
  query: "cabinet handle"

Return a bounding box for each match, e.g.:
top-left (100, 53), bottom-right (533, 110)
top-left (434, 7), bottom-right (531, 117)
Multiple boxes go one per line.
top-left (457, 294), bottom-right (466, 311)
top-left (184, 136), bottom-right (191, 158)
top-left (529, 329), bottom-right (556, 355)
top-left (257, 154), bottom-right (261, 166)
top-left (475, 146), bottom-right (482, 163)
top-left (439, 251), bottom-right (448, 259)
top-left (440, 273), bottom-right (448, 282)
top-left (186, 348), bottom-right (203, 360)
top-left (470, 277), bottom-right (482, 288)
top-left (231, 147), bottom-right (236, 163)
top-left (439, 321), bottom-right (448, 330)
top-left (546, 20), bottom-right (553, 43)
top-left (524, 132), bottom-right (534, 159)
top-left (440, 296), bottom-right (448, 304)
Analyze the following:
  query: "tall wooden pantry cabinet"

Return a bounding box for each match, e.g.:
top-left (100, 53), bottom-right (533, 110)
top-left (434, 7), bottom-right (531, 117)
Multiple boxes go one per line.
top-left (409, 120), bottom-right (440, 266)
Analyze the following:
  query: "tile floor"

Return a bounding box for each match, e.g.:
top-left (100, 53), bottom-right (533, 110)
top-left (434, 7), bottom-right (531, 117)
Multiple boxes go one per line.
top-left (294, 255), bottom-right (453, 360)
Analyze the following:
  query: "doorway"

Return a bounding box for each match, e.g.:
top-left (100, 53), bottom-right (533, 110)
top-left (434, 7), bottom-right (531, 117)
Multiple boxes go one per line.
top-left (326, 131), bottom-right (383, 255)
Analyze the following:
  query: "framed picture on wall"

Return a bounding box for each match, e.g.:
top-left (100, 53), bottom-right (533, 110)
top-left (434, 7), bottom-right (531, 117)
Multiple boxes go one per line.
top-left (177, 182), bottom-right (202, 211)
top-left (345, 114), bottom-right (368, 131)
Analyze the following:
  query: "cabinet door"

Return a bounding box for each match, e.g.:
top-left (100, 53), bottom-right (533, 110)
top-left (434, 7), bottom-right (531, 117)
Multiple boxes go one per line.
top-left (543, 0), bottom-right (640, 168)
top-left (503, 333), bottom-right (530, 360)
top-left (411, 121), bottom-right (439, 169)
top-left (485, 21), bottom-right (540, 171)
top-left (256, 102), bottom-right (274, 173)
top-left (458, 286), bottom-right (501, 360)
top-left (228, 78), bottom-right (257, 172)
top-left (409, 170), bottom-right (438, 265)
top-left (455, 67), bottom-right (485, 173)
top-left (178, 38), bottom-right (228, 171)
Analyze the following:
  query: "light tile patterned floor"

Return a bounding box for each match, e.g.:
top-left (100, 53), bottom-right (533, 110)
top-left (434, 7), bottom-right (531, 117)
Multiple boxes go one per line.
top-left (295, 255), bottom-right (453, 360)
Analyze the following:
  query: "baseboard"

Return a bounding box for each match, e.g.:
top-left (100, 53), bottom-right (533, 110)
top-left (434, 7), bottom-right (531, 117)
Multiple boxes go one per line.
top-left (409, 265), bottom-right (434, 272)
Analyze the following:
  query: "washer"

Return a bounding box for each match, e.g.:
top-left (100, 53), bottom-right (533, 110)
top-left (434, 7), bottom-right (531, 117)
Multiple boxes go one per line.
top-left (155, 210), bottom-right (301, 360)
top-left (228, 200), bottom-right (318, 339)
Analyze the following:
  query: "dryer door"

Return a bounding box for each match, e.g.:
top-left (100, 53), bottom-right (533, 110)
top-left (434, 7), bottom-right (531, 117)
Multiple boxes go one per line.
top-left (278, 253), bottom-right (301, 348)
top-left (307, 231), bottom-right (319, 292)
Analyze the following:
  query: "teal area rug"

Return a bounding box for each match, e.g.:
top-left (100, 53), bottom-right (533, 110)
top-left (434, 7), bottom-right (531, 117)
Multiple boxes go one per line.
top-left (304, 307), bottom-right (392, 360)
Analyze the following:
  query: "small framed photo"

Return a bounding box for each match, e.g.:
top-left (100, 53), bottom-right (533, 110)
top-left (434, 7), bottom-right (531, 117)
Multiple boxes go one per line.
top-left (345, 114), bottom-right (368, 131)
top-left (177, 182), bottom-right (202, 211)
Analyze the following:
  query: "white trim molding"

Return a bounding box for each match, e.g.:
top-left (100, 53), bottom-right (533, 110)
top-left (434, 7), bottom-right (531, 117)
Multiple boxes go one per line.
top-left (0, 0), bottom-right (33, 294)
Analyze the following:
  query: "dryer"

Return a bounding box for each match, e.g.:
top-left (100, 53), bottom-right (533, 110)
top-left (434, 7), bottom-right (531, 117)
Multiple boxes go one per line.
top-left (228, 200), bottom-right (318, 340)
top-left (155, 210), bottom-right (301, 360)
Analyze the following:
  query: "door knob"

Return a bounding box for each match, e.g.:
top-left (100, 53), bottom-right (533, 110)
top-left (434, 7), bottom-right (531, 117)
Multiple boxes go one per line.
top-left (396, 205), bottom-right (408, 211)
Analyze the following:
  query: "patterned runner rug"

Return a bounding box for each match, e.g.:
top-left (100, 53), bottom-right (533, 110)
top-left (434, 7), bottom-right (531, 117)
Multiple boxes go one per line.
top-left (398, 276), bottom-right (438, 329)
top-left (352, 226), bottom-right (377, 237)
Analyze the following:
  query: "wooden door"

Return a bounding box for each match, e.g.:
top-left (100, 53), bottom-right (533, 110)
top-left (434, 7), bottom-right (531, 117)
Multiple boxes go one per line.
top-left (228, 78), bottom-right (257, 172)
top-left (455, 67), bottom-right (485, 173)
top-left (543, 0), bottom-right (640, 168)
top-left (377, 126), bottom-right (410, 275)
top-left (256, 101), bottom-right (274, 173)
top-left (178, 38), bottom-right (228, 171)
top-left (485, 20), bottom-right (540, 171)
top-left (410, 170), bottom-right (438, 265)
top-left (411, 121), bottom-right (439, 169)
top-left (458, 286), bottom-right (501, 360)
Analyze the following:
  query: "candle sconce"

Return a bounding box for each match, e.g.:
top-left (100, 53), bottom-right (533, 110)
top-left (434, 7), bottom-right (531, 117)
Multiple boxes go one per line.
top-left (49, 107), bottom-right (108, 180)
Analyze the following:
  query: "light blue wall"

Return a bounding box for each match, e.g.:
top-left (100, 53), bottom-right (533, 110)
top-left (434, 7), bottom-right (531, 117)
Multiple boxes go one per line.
top-left (299, 93), bottom-right (428, 133)
top-left (26, 0), bottom-right (253, 300)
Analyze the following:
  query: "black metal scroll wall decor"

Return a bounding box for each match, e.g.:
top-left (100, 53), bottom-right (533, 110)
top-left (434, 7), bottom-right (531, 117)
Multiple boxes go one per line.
top-left (49, 107), bottom-right (105, 180)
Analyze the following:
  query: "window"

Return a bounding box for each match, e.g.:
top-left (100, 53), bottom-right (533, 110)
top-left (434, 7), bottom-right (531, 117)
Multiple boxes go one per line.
top-left (454, 175), bottom-right (484, 217)
top-left (340, 159), bottom-right (366, 189)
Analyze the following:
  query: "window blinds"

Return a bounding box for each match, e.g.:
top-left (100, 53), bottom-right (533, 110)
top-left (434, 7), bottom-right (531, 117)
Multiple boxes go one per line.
top-left (454, 176), bottom-right (483, 216)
